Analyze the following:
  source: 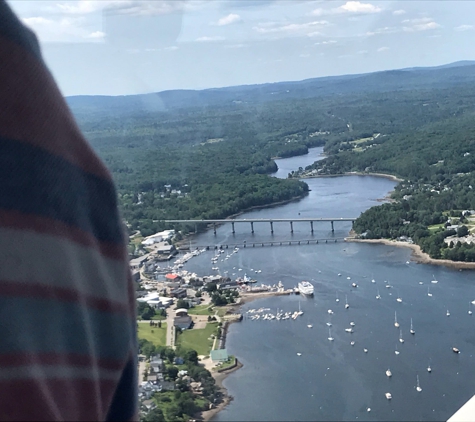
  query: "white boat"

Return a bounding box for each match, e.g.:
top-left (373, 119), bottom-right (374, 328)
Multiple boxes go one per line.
top-left (386, 368), bottom-right (392, 377)
top-left (394, 311), bottom-right (400, 328)
top-left (347, 276), bottom-right (351, 280)
top-left (297, 353), bottom-right (302, 356)
top-left (385, 392), bottom-right (392, 400)
top-left (395, 344), bottom-right (400, 355)
top-left (327, 309), bottom-right (334, 315)
top-left (307, 324), bottom-right (313, 328)
top-left (469, 302), bottom-right (473, 315)
top-left (350, 341), bottom-right (355, 346)
top-left (336, 292), bottom-right (340, 303)
top-left (399, 329), bottom-right (404, 343)
top-left (345, 328), bottom-right (354, 333)
top-left (427, 360), bottom-right (432, 373)
top-left (416, 375), bottom-right (422, 392)
top-left (376, 289), bottom-right (381, 300)
top-left (350, 322), bottom-right (355, 327)
top-left (298, 281), bottom-right (314, 296)
top-left (428, 287), bottom-right (433, 297)
top-left (446, 309), bottom-right (450, 317)
top-left (297, 301), bottom-right (304, 316)
top-left (351, 282), bottom-right (358, 288)
top-left (345, 295), bottom-right (350, 309)
top-left (328, 328), bottom-right (334, 341)
top-left (396, 290), bottom-right (402, 303)
top-left (431, 274), bottom-right (438, 284)
top-left (453, 347), bottom-right (460, 353)
top-left (410, 318), bottom-right (415, 335)
top-left (363, 348), bottom-right (368, 353)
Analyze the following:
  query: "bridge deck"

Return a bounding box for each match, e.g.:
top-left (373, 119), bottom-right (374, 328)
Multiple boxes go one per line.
top-left (163, 218), bottom-right (356, 223)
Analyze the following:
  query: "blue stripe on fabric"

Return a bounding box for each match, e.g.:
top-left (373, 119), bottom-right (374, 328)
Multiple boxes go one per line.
top-left (0, 296), bottom-right (131, 360)
top-left (106, 358), bottom-right (137, 421)
top-left (0, 135), bottom-right (123, 244)
top-left (0, 1), bottom-right (42, 59)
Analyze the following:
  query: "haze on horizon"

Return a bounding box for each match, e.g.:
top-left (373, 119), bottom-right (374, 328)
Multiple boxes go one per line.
top-left (8, 0), bottom-right (475, 96)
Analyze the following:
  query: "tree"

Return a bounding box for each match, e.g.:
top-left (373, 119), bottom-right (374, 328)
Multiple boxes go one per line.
top-left (167, 366), bottom-right (179, 380)
top-left (176, 299), bottom-right (189, 309)
top-left (143, 407), bottom-right (165, 422)
top-left (457, 225), bottom-right (469, 237)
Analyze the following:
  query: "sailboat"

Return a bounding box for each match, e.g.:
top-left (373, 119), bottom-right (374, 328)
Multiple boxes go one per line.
top-left (336, 291), bottom-right (340, 303)
top-left (297, 301), bottom-right (304, 316)
top-left (376, 289), bottom-right (381, 300)
top-left (345, 295), bottom-right (349, 309)
top-left (399, 329), bottom-right (404, 343)
top-left (410, 318), bottom-right (415, 335)
top-left (427, 360), bottom-right (432, 373)
top-left (371, 274), bottom-right (376, 283)
top-left (396, 290), bottom-right (403, 303)
top-left (416, 375), bottom-right (422, 392)
top-left (431, 274), bottom-right (438, 284)
top-left (427, 287), bottom-right (433, 297)
top-left (386, 368), bottom-right (392, 377)
top-left (326, 313), bottom-right (332, 327)
top-left (446, 309), bottom-right (450, 317)
top-left (328, 327), bottom-right (334, 341)
top-left (469, 302), bottom-right (473, 315)
top-left (394, 344), bottom-right (400, 355)
top-left (394, 311), bottom-right (400, 328)
top-left (385, 392), bottom-right (392, 400)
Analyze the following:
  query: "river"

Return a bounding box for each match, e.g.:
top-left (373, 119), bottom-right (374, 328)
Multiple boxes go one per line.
top-left (181, 147), bottom-right (475, 421)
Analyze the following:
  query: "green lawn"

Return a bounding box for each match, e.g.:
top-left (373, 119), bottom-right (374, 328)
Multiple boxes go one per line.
top-left (137, 322), bottom-right (167, 347)
top-left (176, 323), bottom-right (218, 355)
top-left (214, 355), bottom-right (236, 371)
top-left (187, 304), bottom-right (214, 315)
top-left (428, 223), bottom-right (445, 232)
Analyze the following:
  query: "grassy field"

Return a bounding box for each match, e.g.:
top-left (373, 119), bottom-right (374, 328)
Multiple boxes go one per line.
top-left (428, 223), bottom-right (445, 232)
top-left (176, 323), bottom-right (218, 355)
top-left (214, 355), bottom-right (236, 371)
top-left (137, 322), bottom-right (167, 347)
top-left (187, 304), bottom-right (214, 315)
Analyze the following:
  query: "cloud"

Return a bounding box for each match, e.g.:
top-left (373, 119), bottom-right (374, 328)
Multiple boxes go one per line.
top-left (253, 20), bottom-right (329, 34)
top-left (402, 17), bottom-right (432, 24)
top-left (314, 40), bottom-right (337, 45)
top-left (195, 36), bottom-right (225, 42)
top-left (403, 21), bottom-right (441, 32)
top-left (54, 1), bottom-right (187, 17)
top-left (307, 31), bottom-right (322, 37)
top-left (224, 43), bottom-right (246, 49)
top-left (87, 31), bottom-right (105, 39)
top-left (357, 50), bottom-right (368, 54)
top-left (164, 46), bottom-right (179, 51)
top-left (377, 46), bottom-right (389, 52)
top-left (300, 53), bottom-right (310, 58)
top-left (21, 15), bottom-right (104, 43)
top-left (217, 13), bottom-right (241, 26)
top-left (311, 1), bottom-right (381, 17)
top-left (365, 26), bottom-right (399, 36)
top-left (454, 24), bottom-right (474, 32)
top-left (392, 9), bottom-right (406, 16)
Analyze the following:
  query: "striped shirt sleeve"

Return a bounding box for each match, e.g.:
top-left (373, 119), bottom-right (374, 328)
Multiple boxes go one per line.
top-left (0, 1), bottom-right (137, 420)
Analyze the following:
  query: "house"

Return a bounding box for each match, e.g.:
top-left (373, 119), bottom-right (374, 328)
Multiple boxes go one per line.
top-left (155, 242), bottom-right (177, 257)
top-left (150, 356), bottom-right (164, 373)
top-left (210, 349), bottom-right (229, 363)
top-left (169, 287), bottom-right (187, 299)
top-left (175, 308), bottom-right (189, 317)
top-left (218, 280), bottom-right (239, 291)
top-left (165, 274), bottom-right (181, 282)
top-left (132, 269), bottom-right (141, 282)
top-left (158, 381), bottom-right (175, 391)
top-left (173, 357), bottom-right (184, 365)
top-left (174, 315), bottom-right (193, 330)
top-left (139, 381), bottom-right (161, 399)
top-left (130, 255), bottom-right (149, 270)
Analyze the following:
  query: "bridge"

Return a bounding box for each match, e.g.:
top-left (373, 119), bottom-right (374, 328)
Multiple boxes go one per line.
top-left (162, 217), bottom-right (357, 234)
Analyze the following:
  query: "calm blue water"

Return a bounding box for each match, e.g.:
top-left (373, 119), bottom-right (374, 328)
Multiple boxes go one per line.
top-left (180, 148), bottom-right (475, 421)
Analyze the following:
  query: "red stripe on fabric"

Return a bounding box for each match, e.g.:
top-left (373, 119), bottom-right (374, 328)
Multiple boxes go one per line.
top-left (0, 352), bottom-right (125, 372)
top-left (0, 35), bottom-right (112, 181)
top-left (0, 378), bottom-right (117, 421)
top-left (0, 208), bottom-right (125, 261)
top-left (0, 279), bottom-right (130, 315)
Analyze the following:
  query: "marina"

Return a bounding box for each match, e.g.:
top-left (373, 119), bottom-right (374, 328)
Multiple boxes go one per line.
top-left (175, 148), bottom-right (475, 422)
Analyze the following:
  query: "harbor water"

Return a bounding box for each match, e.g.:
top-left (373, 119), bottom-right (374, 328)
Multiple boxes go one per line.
top-left (181, 148), bottom-right (475, 421)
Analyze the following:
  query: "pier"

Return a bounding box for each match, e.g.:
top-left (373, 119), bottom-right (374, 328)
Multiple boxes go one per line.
top-left (162, 217), bottom-right (357, 234)
top-left (178, 237), bottom-right (346, 251)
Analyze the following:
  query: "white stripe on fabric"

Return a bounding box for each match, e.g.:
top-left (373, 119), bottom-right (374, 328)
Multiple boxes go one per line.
top-left (0, 364), bottom-right (120, 381)
top-left (0, 227), bottom-right (128, 304)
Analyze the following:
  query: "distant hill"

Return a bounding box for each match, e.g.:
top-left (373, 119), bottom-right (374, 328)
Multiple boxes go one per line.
top-left (66, 60), bottom-right (475, 117)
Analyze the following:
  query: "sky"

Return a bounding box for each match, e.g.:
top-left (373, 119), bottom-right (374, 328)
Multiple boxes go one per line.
top-left (8, 0), bottom-right (475, 96)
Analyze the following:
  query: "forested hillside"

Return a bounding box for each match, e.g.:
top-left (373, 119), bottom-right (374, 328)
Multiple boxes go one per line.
top-left (69, 61), bottom-right (475, 261)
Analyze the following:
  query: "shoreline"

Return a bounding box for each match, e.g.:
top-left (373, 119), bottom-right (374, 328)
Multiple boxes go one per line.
top-left (300, 171), bottom-right (404, 183)
top-left (200, 360), bottom-right (243, 422)
top-left (346, 237), bottom-right (475, 270)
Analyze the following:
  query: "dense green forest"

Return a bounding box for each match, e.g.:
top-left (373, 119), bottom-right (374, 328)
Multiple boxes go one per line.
top-left (70, 62), bottom-right (475, 261)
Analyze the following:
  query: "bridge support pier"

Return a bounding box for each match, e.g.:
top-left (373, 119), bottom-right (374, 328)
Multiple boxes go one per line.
top-left (290, 221), bottom-right (293, 233)
top-left (331, 221), bottom-right (334, 232)
top-left (310, 221), bottom-right (314, 233)
top-left (270, 221), bottom-right (273, 234)
top-left (231, 222), bottom-right (235, 234)
top-left (213, 223), bottom-right (216, 235)
top-left (251, 222), bottom-right (254, 234)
